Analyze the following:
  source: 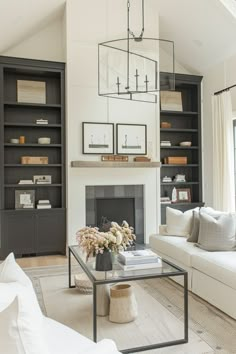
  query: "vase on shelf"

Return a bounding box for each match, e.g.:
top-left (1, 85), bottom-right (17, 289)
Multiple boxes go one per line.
top-left (95, 249), bottom-right (112, 271)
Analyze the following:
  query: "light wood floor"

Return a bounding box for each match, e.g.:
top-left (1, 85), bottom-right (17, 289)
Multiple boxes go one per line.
top-left (16, 255), bottom-right (68, 268)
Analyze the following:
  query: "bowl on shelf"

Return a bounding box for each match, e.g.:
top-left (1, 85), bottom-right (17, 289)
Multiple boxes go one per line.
top-left (38, 137), bottom-right (51, 144)
top-left (179, 141), bottom-right (192, 147)
top-left (10, 138), bottom-right (19, 144)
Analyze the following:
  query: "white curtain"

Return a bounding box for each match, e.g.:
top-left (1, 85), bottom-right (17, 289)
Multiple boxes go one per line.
top-left (212, 90), bottom-right (235, 212)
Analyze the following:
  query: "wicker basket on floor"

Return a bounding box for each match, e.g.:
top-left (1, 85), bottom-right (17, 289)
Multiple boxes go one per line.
top-left (109, 284), bottom-right (138, 323)
top-left (74, 273), bottom-right (92, 294)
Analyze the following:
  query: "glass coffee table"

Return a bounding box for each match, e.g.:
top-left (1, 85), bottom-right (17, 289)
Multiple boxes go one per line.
top-left (68, 245), bottom-right (188, 353)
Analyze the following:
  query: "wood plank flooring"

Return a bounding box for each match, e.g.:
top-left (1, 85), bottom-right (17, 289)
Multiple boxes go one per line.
top-left (16, 255), bottom-right (68, 268)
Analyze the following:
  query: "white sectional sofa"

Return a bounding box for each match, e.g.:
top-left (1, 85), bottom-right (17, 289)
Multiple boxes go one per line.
top-left (0, 253), bottom-right (121, 354)
top-left (150, 233), bottom-right (236, 320)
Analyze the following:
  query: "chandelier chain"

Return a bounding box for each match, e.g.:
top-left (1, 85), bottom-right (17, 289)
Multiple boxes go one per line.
top-left (127, 0), bottom-right (145, 40)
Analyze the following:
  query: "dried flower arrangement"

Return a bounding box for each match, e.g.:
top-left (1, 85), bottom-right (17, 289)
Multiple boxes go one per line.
top-left (76, 221), bottom-right (136, 260)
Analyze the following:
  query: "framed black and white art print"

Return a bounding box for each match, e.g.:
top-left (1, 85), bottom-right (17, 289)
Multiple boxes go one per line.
top-left (82, 122), bottom-right (114, 154)
top-left (116, 124), bottom-right (147, 155)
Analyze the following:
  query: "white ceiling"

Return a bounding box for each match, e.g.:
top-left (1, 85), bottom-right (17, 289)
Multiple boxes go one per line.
top-left (0, 0), bottom-right (236, 74)
top-left (156, 0), bottom-right (236, 73)
top-left (0, 0), bottom-right (65, 54)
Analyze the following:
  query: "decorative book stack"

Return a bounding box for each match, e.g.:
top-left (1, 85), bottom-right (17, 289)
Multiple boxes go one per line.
top-left (160, 140), bottom-right (171, 147)
top-left (36, 119), bottom-right (48, 125)
top-left (37, 200), bottom-right (52, 209)
top-left (160, 196), bottom-right (171, 204)
top-left (117, 250), bottom-right (162, 271)
top-left (18, 180), bottom-right (34, 184)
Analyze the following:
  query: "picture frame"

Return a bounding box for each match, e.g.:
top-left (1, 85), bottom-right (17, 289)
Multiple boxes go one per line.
top-left (176, 188), bottom-right (191, 203)
top-left (33, 175), bottom-right (52, 184)
top-left (15, 190), bottom-right (35, 209)
top-left (116, 124), bottom-right (147, 155)
top-left (17, 80), bottom-right (46, 104)
top-left (82, 122), bottom-right (114, 154)
top-left (160, 91), bottom-right (183, 112)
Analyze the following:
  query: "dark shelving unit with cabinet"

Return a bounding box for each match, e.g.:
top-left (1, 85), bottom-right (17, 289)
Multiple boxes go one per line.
top-left (0, 56), bottom-right (66, 259)
top-left (160, 72), bottom-right (204, 223)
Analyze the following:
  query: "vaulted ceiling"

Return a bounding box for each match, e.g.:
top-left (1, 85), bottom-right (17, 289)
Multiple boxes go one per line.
top-left (156, 0), bottom-right (236, 73)
top-left (0, 0), bottom-right (65, 54)
top-left (0, 0), bottom-right (236, 74)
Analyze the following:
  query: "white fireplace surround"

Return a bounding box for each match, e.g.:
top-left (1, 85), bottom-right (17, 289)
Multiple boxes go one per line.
top-left (68, 167), bottom-right (160, 246)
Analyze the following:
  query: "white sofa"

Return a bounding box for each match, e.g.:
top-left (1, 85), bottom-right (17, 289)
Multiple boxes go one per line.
top-left (0, 253), bottom-right (121, 354)
top-left (44, 317), bottom-right (120, 354)
top-left (150, 233), bottom-right (236, 320)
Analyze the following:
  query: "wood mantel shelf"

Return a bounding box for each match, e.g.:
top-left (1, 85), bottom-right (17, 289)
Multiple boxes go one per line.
top-left (71, 161), bottom-right (161, 168)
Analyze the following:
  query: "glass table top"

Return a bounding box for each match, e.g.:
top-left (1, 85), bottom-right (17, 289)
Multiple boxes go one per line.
top-left (69, 245), bottom-right (186, 283)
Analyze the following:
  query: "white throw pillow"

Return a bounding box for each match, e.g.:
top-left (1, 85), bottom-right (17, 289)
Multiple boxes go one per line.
top-left (196, 212), bottom-right (236, 251)
top-left (0, 252), bottom-right (31, 286)
top-left (166, 207), bottom-right (198, 237)
top-left (0, 253), bottom-right (42, 315)
top-left (0, 295), bottom-right (50, 354)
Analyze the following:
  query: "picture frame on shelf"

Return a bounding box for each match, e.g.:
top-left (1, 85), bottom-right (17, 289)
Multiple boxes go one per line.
top-left (17, 80), bottom-right (46, 104)
top-left (15, 190), bottom-right (35, 209)
top-left (176, 188), bottom-right (191, 203)
top-left (160, 91), bottom-right (183, 112)
top-left (116, 124), bottom-right (147, 155)
top-left (82, 122), bottom-right (114, 154)
top-left (33, 175), bottom-right (52, 184)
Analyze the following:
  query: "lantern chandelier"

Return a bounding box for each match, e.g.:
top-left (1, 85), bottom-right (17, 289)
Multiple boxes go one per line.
top-left (98, 0), bottom-right (175, 103)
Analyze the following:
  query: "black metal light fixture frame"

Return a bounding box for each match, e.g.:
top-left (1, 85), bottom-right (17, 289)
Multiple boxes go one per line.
top-left (98, 0), bottom-right (175, 104)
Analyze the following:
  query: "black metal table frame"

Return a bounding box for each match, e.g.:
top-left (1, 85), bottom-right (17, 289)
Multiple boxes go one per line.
top-left (68, 246), bottom-right (188, 353)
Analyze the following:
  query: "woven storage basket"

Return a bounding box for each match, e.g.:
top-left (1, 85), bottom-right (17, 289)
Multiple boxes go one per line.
top-left (109, 284), bottom-right (138, 323)
top-left (74, 273), bottom-right (92, 294)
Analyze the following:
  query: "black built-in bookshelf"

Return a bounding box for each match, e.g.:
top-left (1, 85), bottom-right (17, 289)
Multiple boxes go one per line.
top-left (0, 56), bottom-right (66, 258)
top-left (160, 73), bottom-right (204, 223)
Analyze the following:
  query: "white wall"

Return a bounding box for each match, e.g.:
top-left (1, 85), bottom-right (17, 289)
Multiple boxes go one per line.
top-left (66, 0), bottom-right (161, 245)
top-left (203, 54), bottom-right (236, 206)
top-left (3, 17), bottom-right (65, 62)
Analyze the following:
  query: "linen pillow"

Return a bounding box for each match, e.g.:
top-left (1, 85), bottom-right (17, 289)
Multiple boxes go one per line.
top-left (187, 207), bottom-right (227, 243)
top-left (0, 295), bottom-right (50, 354)
top-left (196, 212), bottom-right (236, 251)
top-left (0, 252), bottom-right (31, 286)
top-left (166, 207), bottom-right (198, 237)
top-left (0, 252), bottom-right (43, 315)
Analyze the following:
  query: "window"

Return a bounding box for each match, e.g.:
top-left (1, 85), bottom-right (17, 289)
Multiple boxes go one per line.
top-left (233, 118), bottom-right (236, 206)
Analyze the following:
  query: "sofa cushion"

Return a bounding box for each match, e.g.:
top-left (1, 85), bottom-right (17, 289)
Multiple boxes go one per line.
top-left (0, 294), bottom-right (49, 354)
top-left (166, 207), bottom-right (197, 237)
top-left (192, 252), bottom-right (236, 290)
top-left (149, 234), bottom-right (205, 267)
top-left (0, 252), bottom-right (42, 316)
top-left (187, 208), bottom-right (231, 243)
top-left (196, 213), bottom-right (236, 251)
top-left (0, 253), bottom-right (31, 286)
top-left (44, 317), bottom-right (121, 354)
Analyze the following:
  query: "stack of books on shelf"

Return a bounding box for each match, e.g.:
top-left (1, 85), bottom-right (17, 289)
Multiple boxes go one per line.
top-left (162, 176), bottom-right (172, 183)
top-left (117, 249), bottom-right (162, 271)
top-left (36, 119), bottom-right (48, 125)
top-left (37, 200), bottom-right (52, 209)
top-left (160, 196), bottom-right (171, 204)
top-left (160, 140), bottom-right (171, 147)
top-left (18, 180), bottom-right (34, 184)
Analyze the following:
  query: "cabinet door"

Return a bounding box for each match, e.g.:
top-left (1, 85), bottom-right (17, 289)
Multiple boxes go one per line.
top-left (35, 209), bottom-right (66, 255)
top-left (1, 211), bottom-right (35, 257)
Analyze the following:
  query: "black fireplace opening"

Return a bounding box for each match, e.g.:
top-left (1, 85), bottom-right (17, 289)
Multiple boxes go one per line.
top-left (96, 197), bottom-right (135, 230)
